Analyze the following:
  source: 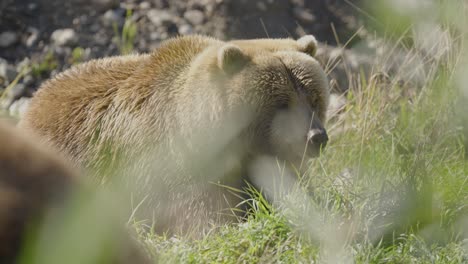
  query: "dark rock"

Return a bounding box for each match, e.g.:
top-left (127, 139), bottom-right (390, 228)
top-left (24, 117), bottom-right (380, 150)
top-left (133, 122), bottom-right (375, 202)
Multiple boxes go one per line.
top-left (223, 0), bottom-right (295, 39)
top-left (166, 23), bottom-right (179, 35)
top-left (80, 0), bottom-right (119, 11)
top-left (90, 23), bottom-right (101, 33)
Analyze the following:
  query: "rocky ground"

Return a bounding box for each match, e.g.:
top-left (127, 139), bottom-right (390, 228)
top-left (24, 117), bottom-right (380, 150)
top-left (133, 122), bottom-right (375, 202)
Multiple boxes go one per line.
top-left (0, 0), bottom-right (438, 119)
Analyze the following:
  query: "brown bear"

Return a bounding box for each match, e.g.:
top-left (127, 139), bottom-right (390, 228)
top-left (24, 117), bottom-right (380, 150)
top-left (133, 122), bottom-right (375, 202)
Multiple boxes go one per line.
top-left (19, 35), bottom-right (330, 235)
top-left (0, 120), bottom-right (150, 263)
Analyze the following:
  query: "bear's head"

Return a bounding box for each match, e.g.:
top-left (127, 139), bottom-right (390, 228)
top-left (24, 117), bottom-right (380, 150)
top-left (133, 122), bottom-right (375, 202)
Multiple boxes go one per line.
top-left (186, 35), bottom-right (330, 171)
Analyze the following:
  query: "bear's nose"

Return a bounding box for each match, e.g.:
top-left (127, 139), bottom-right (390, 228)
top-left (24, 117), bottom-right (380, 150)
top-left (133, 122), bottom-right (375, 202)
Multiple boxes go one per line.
top-left (307, 128), bottom-right (328, 149)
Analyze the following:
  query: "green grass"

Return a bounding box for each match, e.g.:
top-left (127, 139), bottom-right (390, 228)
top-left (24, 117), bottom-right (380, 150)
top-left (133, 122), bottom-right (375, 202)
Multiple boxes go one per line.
top-left (113, 9), bottom-right (137, 55)
top-left (137, 93), bottom-right (468, 263)
top-left (31, 51), bottom-right (58, 78)
top-left (70, 47), bottom-right (85, 64)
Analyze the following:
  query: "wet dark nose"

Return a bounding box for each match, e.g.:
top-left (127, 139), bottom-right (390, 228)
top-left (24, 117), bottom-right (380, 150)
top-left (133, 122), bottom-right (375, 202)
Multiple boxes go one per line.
top-left (307, 128), bottom-right (328, 149)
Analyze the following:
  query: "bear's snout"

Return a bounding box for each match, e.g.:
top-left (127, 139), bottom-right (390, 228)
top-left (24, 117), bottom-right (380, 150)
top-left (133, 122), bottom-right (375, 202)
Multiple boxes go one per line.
top-left (307, 128), bottom-right (328, 155)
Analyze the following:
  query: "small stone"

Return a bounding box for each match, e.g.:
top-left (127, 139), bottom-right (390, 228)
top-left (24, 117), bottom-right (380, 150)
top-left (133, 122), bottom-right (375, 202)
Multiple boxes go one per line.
top-left (5, 83), bottom-right (26, 100)
top-left (148, 42), bottom-right (160, 51)
top-left (26, 27), bottom-right (39, 47)
top-left (152, 0), bottom-right (168, 9)
top-left (149, 32), bottom-right (161, 41)
top-left (178, 24), bottom-right (194, 35)
top-left (293, 7), bottom-right (315, 23)
top-left (0, 32), bottom-right (18, 48)
top-left (256, 2), bottom-right (267, 11)
top-left (0, 58), bottom-right (18, 84)
top-left (103, 8), bottom-right (125, 26)
top-left (159, 32), bottom-right (168, 40)
top-left (94, 30), bottom-right (109, 45)
top-left (8, 97), bottom-right (31, 118)
top-left (90, 23), bottom-right (100, 33)
top-left (184, 10), bottom-right (205, 25)
top-left (27, 3), bottom-right (38, 11)
top-left (139, 1), bottom-right (151, 9)
top-left (137, 39), bottom-right (148, 51)
top-left (16, 58), bottom-right (31, 73)
top-left (50, 69), bottom-right (59, 78)
top-left (51, 28), bottom-right (78, 46)
top-left (147, 9), bottom-right (173, 27)
top-left (77, 14), bottom-right (89, 25)
top-left (53, 46), bottom-right (71, 56)
top-left (22, 75), bottom-right (35, 87)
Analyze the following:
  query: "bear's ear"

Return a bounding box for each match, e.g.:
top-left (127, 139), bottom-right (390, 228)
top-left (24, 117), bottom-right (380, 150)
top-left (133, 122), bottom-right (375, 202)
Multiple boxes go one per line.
top-left (297, 35), bottom-right (318, 57)
top-left (217, 44), bottom-right (250, 74)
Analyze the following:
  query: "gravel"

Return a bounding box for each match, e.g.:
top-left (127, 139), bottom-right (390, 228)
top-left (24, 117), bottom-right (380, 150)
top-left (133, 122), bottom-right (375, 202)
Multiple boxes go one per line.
top-left (0, 0), bottom-right (377, 111)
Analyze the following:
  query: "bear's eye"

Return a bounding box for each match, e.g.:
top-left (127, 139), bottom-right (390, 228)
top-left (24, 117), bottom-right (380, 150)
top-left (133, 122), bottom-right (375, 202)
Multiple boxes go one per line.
top-left (277, 101), bottom-right (289, 110)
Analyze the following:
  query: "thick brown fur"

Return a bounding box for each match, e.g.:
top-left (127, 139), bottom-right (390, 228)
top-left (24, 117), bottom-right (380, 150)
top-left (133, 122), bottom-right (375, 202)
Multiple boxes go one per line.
top-left (0, 120), bottom-right (150, 264)
top-left (19, 35), bottom-right (330, 235)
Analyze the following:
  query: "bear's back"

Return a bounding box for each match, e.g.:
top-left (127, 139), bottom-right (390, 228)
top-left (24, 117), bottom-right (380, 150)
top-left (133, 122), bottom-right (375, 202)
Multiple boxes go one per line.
top-left (19, 35), bottom-right (220, 166)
